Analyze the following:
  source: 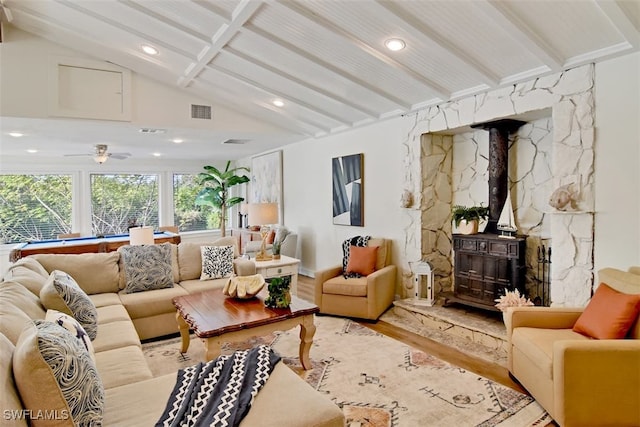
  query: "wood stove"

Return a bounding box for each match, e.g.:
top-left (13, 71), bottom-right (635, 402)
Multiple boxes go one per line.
top-left (447, 119), bottom-right (527, 311)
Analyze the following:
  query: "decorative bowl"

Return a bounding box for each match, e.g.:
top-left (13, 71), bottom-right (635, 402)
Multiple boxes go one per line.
top-left (222, 274), bottom-right (265, 299)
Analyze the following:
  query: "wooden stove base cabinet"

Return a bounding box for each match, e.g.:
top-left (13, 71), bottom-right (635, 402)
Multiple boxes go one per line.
top-left (447, 233), bottom-right (527, 311)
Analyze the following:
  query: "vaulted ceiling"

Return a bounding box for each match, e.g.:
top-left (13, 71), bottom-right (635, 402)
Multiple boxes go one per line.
top-left (1, 0), bottom-right (639, 161)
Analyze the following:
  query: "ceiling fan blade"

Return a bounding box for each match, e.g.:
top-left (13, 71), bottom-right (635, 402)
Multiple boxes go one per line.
top-left (110, 153), bottom-right (131, 160)
top-left (64, 153), bottom-right (92, 157)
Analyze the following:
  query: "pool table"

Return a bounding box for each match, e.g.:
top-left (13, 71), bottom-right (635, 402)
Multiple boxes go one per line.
top-left (9, 231), bottom-right (181, 262)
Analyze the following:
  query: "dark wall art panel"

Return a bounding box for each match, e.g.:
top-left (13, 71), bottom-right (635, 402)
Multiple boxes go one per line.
top-left (332, 153), bottom-right (363, 226)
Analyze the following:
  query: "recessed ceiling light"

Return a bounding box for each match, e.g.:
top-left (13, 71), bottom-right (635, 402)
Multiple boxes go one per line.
top-left (26, 149), bottom-right (38, 153)
top-left (9, 132), bottom-right (24, 137)
top-left (141, 45), bottom-right (159, 55)
top-left (172, 138), bottom-right (184, 144)
top-left (385, 38), bottom-right (406, 51)
top-left (272, 99), bottom-right (285, 107)
top-left (152, 152), bottom-right (162, 157)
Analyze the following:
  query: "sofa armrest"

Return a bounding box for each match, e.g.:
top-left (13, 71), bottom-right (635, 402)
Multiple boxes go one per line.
top-left (554, 339), bottom-right (640, 426)
top-left (366, 265), bottom-right (397, 317)
top-left (314, 265), bottom-right (343, 307)
top-left (233, 259), bottom-right (256, 276)
top-left (505, 307), bottom-right (584, 340)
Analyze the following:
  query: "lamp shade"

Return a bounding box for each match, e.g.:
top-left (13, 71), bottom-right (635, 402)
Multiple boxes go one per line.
top-left (247, 203), bottom-right (278, 226)
top-left (129, 226), bottom-right (155, 245)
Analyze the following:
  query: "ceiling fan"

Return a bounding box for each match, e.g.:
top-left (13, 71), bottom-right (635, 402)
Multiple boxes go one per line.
top-left (64, 144), bottom-right (131, 164)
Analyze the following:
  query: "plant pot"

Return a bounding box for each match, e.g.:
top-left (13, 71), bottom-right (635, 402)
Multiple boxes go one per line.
top-left (458, 219), bottom-right (479, 235)
top-left (272, 254), bottom-right (281, 260)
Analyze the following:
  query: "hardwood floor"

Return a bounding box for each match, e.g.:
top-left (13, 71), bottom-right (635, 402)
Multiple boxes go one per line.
top-left (298, 275), bottom-right (527, 394)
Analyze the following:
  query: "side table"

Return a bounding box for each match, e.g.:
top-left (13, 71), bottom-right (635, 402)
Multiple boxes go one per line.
top-left (253, 255), bottom-right (300, 296)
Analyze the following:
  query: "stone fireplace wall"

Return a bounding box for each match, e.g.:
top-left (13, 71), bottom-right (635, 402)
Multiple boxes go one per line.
top-left (402, 64), bottom-right (595, 307)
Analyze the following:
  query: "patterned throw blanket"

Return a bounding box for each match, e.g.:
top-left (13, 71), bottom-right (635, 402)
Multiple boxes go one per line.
top-left (342, 235), bottom-right (371, 278)
top-left (156, 345), bottom-right (281, 427)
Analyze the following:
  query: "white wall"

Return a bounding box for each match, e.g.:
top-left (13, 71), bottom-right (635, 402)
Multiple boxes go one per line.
top-left (594, 52), bottom-right (640, 271)
top-left (278, 53), bottom-right (640, 282)
top-left (279, 117), bottom-right (406, 276)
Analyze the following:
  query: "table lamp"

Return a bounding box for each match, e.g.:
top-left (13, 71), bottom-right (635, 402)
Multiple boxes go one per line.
top-left (129, 226), bottom-right (155, 245)
top-left (247, 203), bottom-right (278, 261)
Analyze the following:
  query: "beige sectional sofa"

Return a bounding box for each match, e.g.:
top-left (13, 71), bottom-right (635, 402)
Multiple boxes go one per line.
top-left (0, 237), bottom-right (344, 426)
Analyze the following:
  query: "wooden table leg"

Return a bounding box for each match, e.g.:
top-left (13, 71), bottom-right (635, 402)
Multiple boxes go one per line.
top-left (176, 312), bottom-right (190, 353)
top-left (298, 314), bottom-right (316, 370)
top-left (204, 338), bottom-right (223, 361)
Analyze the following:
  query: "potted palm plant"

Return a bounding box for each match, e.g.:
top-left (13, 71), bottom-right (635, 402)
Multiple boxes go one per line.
top-left (195, 161), bottom-right (250, 237)
top-left (451, 204), bottom-right (489, 235)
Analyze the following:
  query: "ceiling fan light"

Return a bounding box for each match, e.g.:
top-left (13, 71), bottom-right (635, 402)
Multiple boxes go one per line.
top-left (94, 154), bottom-right (109, 164)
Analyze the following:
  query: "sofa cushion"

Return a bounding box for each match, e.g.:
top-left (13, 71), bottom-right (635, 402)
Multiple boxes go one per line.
top-left (322, 276), bottom-right (368, 297)
top-left (3, 268), bottom-right (50, 297)
top-left (200, 245), bottom-right (234, 280)
top-left (0, 301), bottom-right (34, 345)
top-left (13, 320), bottom-right (104, 426)
top-left (177, 278), bottom-right (228, 295)
top-left (0, 280), bottom-right (46, 319)
top-left (119, 244), bottom-right (175, 293)
top-left (512, 327), bottom-right (588, 378)
top-left (92, 320), bottom-right (141, 353)
top-left (346, 245), bottom-right (378, 276)
top-left (598, 268), bottom-right (640, 339)
top-left (7, 256), bottom-right (50, 277)
top-left (94, 345), bottom-right (153, 389)
top-left (45, 309), bottom-right (95, 361)
top-left (97, 304), bottom-right (131, 324)
top-left (573, 283), bottom-right (640, 339)
top-left (40, 270), bottom-right (98, 340)
top-left (0, 334), bottom-right (27, 427)
top-left (90, 292), bottom-right (122, 308)
top-left (118, 286), bottom-right (188, 319)
top-left (32, 252), bottom-right (121, 295)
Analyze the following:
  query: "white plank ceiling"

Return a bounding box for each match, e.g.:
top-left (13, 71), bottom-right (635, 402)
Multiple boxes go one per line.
top-left (1, 0), bottom-right (639, 162)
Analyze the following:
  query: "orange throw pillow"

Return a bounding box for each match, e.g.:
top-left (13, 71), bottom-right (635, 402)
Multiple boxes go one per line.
top-left (346, 245), bottom-right (378, 276)
top-left (573, 283), bottom-right (640, 339)
top-left (266, 230), bottom-right (276, 244)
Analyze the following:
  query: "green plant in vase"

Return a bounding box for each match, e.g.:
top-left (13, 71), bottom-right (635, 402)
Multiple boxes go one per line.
top-left (265, 276), bottom-right (291, 308)
top-left (451, 204), bottom-right (489, 234)
top-left (272, 240), bottom-right (281, 259)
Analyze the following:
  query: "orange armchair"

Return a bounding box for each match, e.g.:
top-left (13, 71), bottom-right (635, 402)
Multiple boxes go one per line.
top-left (314, 238), bottom-right (396, 320)
top-left (505, 268), bottom-right (640, 426)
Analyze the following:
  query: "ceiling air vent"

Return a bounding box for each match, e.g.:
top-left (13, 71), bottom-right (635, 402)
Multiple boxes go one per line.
top-left (222, 139), bottom-right (250, 145)
top-left (138, 128), bottom-right (166, 134)
top-left (191, 104), bottom-right (212, 120)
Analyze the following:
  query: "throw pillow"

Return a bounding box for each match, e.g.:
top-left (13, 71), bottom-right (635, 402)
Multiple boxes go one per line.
top-left (573, 283), bottom-right (640, 339)
top-left (13, 320), bottom-right (104, 426)
top-left (40, 270), bottom-right (98, 340)
top-left (274, 226), bottom-right (290, 245)
top-left (45, 309), bottom-right (95, 361)
top-left (200, 245), bottom-right (235, 280)
top-left (342, 235), bottom-right (371, 278)
top-left (119, 243), bottom-right (174, 293)
top-left (266, 229), bottom-right (276, 244)
top-left (346, 245), bottom-right (379, 276)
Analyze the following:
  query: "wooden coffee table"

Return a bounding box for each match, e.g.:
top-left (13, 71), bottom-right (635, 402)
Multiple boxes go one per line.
top-left (172, 290), bottom-right (319, 369)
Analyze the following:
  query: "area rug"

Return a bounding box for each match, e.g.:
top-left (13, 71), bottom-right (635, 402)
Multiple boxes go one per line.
top-left (142, 316), bottom-right (551, 427)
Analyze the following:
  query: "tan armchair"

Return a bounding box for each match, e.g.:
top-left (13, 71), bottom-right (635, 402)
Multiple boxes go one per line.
top-left (505, 268), bottom-right (640, 427)
top-left (314, 238), bottom-right (396, 320)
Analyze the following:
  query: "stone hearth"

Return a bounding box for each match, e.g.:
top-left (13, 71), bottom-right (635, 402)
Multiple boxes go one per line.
top-left (381, 298), bottom-right (508, 367)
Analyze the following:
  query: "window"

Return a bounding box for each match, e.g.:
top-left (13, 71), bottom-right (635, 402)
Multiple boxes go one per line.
top-left (91, 174), bottom-right (158, 236)
top-left (173, 174), bottom-right (218, 232)
top-left (0, 174), bottom-right (72, 243)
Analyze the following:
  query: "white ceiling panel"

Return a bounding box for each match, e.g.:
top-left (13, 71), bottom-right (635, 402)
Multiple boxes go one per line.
top-left (1, 0), bottom-right (638, 161)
